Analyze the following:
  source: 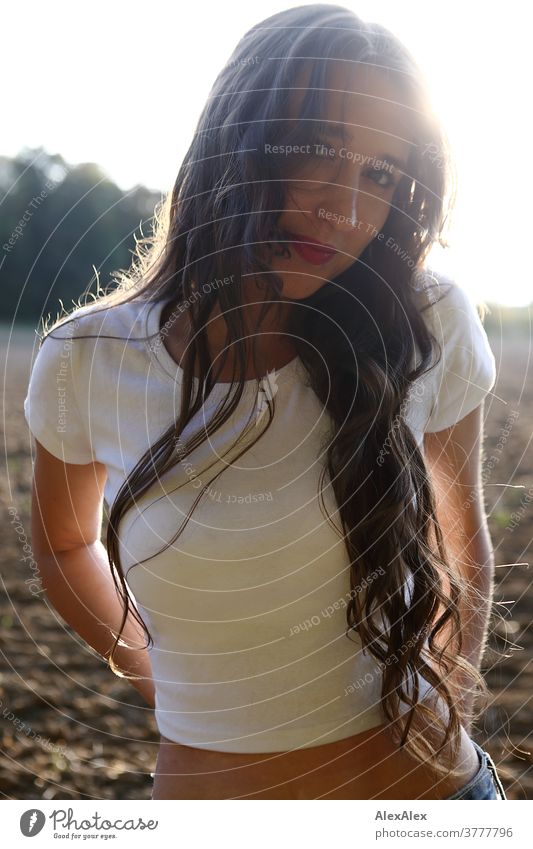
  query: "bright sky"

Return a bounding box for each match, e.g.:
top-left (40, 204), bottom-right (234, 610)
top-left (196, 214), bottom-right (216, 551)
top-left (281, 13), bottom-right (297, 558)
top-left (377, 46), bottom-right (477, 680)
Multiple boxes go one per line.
top-left (4, 0), bottom-right (531, 305)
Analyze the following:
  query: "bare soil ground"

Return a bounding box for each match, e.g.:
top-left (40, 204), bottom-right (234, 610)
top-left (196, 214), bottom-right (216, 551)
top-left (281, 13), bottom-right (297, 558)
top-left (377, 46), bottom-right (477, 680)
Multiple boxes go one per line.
top-left (1, 325), bottom-right (531, 799)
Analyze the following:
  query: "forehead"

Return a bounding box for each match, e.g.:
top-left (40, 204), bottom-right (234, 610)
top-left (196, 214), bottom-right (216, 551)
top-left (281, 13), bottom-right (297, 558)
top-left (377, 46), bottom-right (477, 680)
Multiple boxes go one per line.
top-left (287, 60), bottom-right (416, 161)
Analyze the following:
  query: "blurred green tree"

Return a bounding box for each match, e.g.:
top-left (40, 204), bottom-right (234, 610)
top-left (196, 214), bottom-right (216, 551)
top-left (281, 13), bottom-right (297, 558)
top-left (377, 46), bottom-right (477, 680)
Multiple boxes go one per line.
top-left (0, 147), bottom-right (162, 324)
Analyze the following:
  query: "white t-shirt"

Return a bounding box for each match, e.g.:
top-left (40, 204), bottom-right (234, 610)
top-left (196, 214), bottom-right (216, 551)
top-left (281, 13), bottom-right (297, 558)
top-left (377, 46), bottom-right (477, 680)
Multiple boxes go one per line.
top-left (23, 269), bottom-right (497, 752)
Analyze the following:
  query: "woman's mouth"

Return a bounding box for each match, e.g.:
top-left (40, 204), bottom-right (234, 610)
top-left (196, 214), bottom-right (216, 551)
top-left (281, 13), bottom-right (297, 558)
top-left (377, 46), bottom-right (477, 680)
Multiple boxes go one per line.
top-left (282, 230), bottom-right (338, 266)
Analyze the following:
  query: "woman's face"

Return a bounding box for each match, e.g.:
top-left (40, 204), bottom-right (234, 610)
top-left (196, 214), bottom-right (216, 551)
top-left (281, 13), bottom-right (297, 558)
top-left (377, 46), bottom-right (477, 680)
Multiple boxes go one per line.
top-left (262, 61), bottom-right (415, 300)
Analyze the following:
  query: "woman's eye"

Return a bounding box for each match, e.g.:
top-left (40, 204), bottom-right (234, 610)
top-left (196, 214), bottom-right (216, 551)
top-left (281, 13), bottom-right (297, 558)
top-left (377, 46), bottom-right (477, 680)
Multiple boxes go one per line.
top-left (365, 167), bottom-right (397, 189)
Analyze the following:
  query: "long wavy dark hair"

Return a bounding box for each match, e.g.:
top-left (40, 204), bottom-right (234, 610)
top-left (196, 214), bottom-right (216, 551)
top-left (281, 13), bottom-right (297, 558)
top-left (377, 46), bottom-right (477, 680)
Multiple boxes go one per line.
top-left (42, 4), bottom-right (491, 780)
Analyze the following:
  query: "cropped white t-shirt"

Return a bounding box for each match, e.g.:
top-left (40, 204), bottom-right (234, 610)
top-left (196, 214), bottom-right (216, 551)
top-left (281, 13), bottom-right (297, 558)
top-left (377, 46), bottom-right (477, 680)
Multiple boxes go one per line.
top-left (24, 269), bottom-right (497, 752)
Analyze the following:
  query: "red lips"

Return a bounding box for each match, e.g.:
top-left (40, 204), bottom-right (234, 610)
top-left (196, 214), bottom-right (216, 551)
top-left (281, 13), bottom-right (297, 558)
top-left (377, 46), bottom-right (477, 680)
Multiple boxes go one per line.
top-left (283, 230), bottom-right (338, 265)
top-left (283, 230), bottom-right (337, 252)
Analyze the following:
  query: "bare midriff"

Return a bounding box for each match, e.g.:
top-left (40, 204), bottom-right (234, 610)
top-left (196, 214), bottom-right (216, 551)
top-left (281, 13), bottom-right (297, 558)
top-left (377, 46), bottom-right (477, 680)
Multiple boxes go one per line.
top-left (152, 717), bottom-right (480, 800)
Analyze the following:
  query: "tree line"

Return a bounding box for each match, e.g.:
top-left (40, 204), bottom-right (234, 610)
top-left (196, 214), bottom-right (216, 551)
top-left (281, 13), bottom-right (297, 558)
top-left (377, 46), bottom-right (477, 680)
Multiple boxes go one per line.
top-left (0, 147), bottom-right (162, 325)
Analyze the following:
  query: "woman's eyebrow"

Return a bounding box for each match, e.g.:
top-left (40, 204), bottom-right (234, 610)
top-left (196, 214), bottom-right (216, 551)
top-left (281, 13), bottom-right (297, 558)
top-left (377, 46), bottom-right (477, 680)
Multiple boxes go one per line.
top-left (316, 125), bottom-right (409, 170)
top-left (370, 155), bottom-right (408, 172)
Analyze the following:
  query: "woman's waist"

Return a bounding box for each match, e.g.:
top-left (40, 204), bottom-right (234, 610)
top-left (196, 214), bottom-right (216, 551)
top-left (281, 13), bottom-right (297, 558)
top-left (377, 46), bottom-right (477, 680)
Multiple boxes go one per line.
top-left (154, 722), bottom-right (394, 799)
top-left (153, 719), bottom-right (479, 799)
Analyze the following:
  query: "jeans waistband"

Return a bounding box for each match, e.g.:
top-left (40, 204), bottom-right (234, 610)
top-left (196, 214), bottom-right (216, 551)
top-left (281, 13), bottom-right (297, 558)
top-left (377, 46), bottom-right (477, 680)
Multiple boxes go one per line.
top-left (475, 741), bottom-right (507, 800)
top-left (464, 739), bottom-right (507, 800)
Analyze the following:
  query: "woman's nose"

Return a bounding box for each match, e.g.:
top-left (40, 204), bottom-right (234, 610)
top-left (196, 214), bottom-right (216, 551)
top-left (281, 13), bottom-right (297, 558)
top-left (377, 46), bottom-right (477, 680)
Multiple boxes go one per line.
top-left (315, 169), bottom-right (361, 232)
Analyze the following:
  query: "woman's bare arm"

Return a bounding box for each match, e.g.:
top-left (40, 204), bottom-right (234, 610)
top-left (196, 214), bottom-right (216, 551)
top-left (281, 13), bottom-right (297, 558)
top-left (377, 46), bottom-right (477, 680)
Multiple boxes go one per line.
top-left (31, 439), bottom-right (155, 708)
top-left (423, 402), bottom-right (496, 725)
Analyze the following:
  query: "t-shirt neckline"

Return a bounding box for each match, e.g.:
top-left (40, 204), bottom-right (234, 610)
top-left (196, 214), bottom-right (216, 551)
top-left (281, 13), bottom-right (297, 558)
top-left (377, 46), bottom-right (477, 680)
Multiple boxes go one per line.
top-left (143, 297), bottom-right (301, 389)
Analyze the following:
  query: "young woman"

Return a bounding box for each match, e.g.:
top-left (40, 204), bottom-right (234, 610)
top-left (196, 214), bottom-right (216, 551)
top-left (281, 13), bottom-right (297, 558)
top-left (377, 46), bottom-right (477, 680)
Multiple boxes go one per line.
top-left (25, 5), bottom-right (506, 799)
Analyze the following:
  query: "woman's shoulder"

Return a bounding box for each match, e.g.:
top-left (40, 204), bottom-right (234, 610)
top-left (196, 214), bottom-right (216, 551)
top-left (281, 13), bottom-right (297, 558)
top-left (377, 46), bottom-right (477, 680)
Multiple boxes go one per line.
top-left (411, 266), bottom-right (472, 321)
top-left (412, 266), bottom-right (494, 359)
top-left (29, 292), bottom-right (156, 407)
top-left (411, 266), bottom-right (497, 432)
top-left (42, 293), bottom-right (150, 343)
top-left (24, 293), bottom-right (158, 464)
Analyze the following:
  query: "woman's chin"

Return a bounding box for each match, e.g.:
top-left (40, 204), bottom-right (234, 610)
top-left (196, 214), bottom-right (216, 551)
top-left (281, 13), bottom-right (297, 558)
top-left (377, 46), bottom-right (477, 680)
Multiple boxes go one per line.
top-left (281, 280), bottom-right (332, 300)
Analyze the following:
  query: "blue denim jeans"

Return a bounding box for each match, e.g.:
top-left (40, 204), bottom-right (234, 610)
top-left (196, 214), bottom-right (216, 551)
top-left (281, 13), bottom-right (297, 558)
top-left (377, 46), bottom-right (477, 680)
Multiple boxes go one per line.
top-left (445, 740), bottom-right (507, 799)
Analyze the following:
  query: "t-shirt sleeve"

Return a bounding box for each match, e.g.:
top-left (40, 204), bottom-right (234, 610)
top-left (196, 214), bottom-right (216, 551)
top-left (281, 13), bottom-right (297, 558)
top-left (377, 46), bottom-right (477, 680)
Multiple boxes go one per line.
top-left (423, 280), bottom-right (497, 433)
top-left (23, 320), bottom-right (96, 464)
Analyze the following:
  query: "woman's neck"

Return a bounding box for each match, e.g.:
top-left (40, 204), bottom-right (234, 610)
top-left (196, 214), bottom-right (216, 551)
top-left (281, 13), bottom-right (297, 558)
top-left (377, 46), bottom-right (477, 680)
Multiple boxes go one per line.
top-left (161, 283), bottom-right (297, 380)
